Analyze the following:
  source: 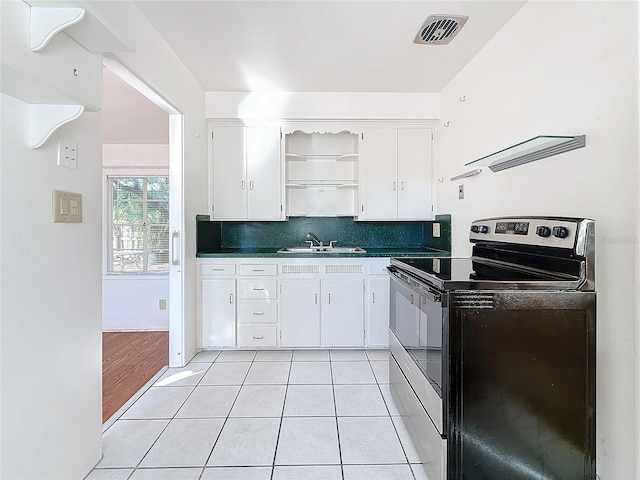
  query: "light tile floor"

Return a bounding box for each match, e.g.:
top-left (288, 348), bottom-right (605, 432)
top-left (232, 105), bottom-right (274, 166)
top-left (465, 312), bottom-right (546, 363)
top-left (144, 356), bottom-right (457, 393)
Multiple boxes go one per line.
top-left (86, 349), bottom-right (428, 480)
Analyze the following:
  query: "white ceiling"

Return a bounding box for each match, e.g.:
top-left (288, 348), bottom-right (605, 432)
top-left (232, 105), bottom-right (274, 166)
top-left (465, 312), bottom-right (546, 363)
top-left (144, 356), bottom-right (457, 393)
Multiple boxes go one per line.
top-left (133, 0), bottom-right (527, 93)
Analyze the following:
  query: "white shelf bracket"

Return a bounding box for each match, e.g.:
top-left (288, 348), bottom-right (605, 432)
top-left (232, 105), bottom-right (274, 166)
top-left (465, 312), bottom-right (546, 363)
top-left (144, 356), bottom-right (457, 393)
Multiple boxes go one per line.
top-left (29, 104), bottom-right (85, 149)
top-left (30, 6), bottom-right (86, 52)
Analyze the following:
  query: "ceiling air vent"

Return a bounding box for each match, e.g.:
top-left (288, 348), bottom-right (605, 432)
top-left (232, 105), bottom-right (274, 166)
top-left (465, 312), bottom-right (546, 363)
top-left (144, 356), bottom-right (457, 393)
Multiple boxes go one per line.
top-left (414, 15), bottom-right (469, 45)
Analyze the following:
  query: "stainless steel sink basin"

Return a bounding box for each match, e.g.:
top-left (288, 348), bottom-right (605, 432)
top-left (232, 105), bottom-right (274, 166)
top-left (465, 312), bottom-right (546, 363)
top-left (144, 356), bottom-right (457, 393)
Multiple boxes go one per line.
top-left (278, 246), bottom-right (367, 254)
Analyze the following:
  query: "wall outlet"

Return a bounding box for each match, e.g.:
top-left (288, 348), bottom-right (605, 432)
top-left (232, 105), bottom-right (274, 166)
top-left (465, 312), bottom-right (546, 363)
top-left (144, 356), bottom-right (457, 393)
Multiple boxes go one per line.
top-left (57, 138), bottom-right (78, 169)
top-left (159, 299), bottom-right (167, 310)
top-left (432, 222), bottom-right (441, 238)
top-left (458, 184), bottom-right (464, 199)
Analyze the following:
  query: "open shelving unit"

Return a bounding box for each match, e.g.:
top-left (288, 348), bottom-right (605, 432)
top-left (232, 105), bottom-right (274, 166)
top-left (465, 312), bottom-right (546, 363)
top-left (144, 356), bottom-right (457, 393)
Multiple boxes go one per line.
top-left (285, 132), bottom-right (359, 217)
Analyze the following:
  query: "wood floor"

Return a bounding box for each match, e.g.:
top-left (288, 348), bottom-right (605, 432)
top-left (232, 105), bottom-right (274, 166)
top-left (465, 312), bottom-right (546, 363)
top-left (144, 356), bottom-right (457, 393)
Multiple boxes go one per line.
top-left (102, 331), bottom-right (169, 423)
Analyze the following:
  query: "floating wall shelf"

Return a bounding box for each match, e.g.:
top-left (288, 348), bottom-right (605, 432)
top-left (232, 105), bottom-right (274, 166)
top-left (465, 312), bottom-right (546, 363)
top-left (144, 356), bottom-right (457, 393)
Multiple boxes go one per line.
top-left (466, 135), bottom-right (586, 172)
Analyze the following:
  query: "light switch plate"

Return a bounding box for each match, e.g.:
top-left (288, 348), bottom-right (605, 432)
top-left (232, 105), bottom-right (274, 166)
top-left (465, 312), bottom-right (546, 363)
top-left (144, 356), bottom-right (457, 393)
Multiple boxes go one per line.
top-left (458, 184), bottom-right (464, 199)
top-left (432, 222), bottom-right (441, 238)
top-left (53, 190), bottom-right (82, 223)
top-left (57, 138), bottom-right (78, 169)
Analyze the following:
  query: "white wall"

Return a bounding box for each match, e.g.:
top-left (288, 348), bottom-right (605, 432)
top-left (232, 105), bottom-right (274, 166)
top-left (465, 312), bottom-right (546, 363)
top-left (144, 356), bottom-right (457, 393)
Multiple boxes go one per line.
top-left (436, 2), bottom-right (638, 478)
top-left (102, 144), bottom-right (170, 331)
top-left (102, 278), bottom-right (169, 331)
top-left (89, 0), bottom-right (208, 365)
top-left (0, 3), bottom-right (103, 478)
top-left (103, 144), bottom-right (169, 168)
top-left (206, 91), bottom-right (439, 120)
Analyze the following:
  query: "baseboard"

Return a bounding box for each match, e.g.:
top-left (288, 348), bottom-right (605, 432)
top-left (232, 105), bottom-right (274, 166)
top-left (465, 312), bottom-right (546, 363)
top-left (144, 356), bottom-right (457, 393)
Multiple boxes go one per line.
top-left (74, 444), bottom-right (102, 480)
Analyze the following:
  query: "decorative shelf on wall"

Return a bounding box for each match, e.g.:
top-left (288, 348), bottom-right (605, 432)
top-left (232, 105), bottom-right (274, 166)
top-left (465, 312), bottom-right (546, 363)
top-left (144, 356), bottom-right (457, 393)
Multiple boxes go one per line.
top-left (466, 135), bottom-right (586, 172)
top-left (3, 3), bottom-right (132, 148)
top-left (27, 3), bottom-right (131, 53)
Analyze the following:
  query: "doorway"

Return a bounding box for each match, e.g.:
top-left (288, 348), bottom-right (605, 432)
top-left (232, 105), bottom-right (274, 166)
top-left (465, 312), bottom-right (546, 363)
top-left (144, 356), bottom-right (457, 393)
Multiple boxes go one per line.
top-left (101, 59), bottom-right (184, 421)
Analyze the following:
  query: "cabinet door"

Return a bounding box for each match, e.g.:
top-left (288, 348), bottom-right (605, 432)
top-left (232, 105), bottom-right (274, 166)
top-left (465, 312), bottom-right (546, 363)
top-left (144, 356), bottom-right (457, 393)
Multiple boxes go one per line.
top-left (281, 279), bottom-right (321, 347)
top-left (359, 128), bottom-right (398, 220)
top-left (247, 126), bottom-right (283, 220)
top-left (367, 277), bottom-right (390, 347)
top-left (211, 125), bottom-right (247, 219)
top-left (202, 278), bottom-right (236, 347)
top-left (397, 128), bottom-right (432, 219)
top-left (323, 279), bottom-right (364, 347)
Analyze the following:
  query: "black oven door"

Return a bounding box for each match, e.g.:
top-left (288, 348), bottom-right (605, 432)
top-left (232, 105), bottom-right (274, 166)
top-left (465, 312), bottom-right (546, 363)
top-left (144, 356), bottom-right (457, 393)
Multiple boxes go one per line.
top-left (388, 267), bottom-right (444, 396)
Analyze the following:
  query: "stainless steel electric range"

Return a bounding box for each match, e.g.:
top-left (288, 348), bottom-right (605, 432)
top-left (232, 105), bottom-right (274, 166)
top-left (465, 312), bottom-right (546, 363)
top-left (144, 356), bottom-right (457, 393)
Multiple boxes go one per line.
top-left (388, 216), bottom-right (596, 480)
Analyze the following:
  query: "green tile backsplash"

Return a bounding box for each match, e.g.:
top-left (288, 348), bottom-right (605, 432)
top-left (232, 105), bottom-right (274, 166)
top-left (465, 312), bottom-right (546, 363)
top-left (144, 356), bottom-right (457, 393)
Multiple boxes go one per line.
top-left (197, 215), bottom-right (451, 253)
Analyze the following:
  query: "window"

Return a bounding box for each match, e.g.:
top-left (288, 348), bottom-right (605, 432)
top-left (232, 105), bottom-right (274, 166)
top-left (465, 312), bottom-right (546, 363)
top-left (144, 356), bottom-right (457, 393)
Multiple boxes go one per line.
top-left (108, 176), bottom-right (169, 274)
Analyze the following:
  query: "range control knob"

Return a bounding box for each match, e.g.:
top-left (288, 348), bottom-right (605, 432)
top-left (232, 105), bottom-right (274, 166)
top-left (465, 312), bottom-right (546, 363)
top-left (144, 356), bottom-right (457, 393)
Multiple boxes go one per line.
top-left (536, 226), bottom-right (551, 238)
top-left (471, 225), bottom-right (489, 234)
top-left (552, 226), bottom-right (570, 238)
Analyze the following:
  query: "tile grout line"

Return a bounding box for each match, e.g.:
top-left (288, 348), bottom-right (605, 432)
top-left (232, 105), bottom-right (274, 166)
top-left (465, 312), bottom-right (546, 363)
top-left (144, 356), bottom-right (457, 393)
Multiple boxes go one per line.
top-left (269, 353), bottom-right (293, 480)
top-left (132, 360), bottom-right (217, 472)
top-left (202, 351), bottom-right (256, 472)
top-left (329, 354), bottom-right (346, 480)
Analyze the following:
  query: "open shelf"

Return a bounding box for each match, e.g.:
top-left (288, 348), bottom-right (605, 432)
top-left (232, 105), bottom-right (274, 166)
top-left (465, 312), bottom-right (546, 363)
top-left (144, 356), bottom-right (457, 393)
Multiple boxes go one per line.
top-left (466, 135), bottom-right (586, 172)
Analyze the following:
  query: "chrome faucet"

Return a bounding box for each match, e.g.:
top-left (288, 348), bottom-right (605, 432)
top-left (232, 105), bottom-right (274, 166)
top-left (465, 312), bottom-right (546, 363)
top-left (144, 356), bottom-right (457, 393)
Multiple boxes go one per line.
top-left (306, 232), bottom-right (323, 247)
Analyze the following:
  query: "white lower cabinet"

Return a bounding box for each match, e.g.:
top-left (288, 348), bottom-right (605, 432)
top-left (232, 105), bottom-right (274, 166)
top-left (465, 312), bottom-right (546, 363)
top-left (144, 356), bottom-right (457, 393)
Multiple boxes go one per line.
top-left (280, 279), bottom-right (321, 347)
top-left (323, 278), bottom-right (364, 347)
top-left (366, 276), bottom-right (390, 347)
top-left (201, 278), bottom-right (236, 347)
top-left (199, 258), bottom-right (390, 349)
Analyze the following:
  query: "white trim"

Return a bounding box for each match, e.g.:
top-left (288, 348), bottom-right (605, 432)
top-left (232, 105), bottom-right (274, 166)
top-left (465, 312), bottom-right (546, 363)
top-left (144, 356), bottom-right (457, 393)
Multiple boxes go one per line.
top-left (103, 55), bottom-right (180, 115)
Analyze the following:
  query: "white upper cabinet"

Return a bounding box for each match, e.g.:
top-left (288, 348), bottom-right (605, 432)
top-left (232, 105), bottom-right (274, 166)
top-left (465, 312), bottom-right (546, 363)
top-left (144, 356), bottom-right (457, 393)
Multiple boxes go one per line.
top-left (210, 125), bottom-right (283, 220)
top-left (359, 127), bottom-right (433, 220)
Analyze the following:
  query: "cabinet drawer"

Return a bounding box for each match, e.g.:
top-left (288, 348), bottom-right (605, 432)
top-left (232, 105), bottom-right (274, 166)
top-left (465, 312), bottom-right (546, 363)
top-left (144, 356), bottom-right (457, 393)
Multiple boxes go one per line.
top-left (237, 301), bottom-right (277, 323)
top-left (238, 279), bottom-right (278, 299)
top-left (201, 264), bottom-right (236, 275)
top-left (239, 264), bottom-right (277, 276)
top-left (237, 325), bottom-right (277, 347)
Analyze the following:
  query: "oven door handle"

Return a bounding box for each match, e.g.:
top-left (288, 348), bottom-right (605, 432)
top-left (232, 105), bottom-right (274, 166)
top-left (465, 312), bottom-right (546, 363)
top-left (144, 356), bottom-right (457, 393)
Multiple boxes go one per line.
top-left (388, 266), bottom-right (442, 303)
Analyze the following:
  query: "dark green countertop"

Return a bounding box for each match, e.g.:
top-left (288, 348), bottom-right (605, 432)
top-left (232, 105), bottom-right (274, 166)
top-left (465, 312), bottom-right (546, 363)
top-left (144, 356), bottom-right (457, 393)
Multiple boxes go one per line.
top-left (196, 247), bottom-right (450, 258)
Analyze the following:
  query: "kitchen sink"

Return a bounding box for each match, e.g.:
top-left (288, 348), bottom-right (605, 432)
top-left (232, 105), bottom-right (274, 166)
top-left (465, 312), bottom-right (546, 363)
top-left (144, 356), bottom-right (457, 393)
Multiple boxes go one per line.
top-left (278, 246), bottom-right (367, 254)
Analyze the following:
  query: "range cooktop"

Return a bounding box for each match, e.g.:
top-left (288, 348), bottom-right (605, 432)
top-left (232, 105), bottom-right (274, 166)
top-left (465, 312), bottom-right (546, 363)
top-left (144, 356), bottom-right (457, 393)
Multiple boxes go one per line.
top-left (390, 256), bottom-right (582, 291)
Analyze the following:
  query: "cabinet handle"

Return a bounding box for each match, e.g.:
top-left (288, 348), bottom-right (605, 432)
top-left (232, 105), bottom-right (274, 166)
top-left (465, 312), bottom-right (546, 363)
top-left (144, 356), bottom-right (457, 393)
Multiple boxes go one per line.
top-left (393, 181), bottom-right (396, 191)
top-left (328, 293), bottom-right (331, 304)
top-left (249, 180), bottom-right (254, 190)
top-left (372, 292), bottom-right (375, 304)
top-left (241, 180), bottom-right (246, 190)
top-left (410, 294), bottom-right (414, 305)
top-left (253, 312), bottom-right (264, 316)
top-left (400, 181), bottom-right (404, 191)
top-left (252, 268), bottom-right (264, 272)
top-left (253, 335), bottom-right (264, 340)
top-left (315, 293), bottom-right (318, 304)
top-left (229, 293), bottom-right (233, 304)
top-left (252, 287), bottom-right (265, 291)
top-left (212, 268), bottom-right (224, 271)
